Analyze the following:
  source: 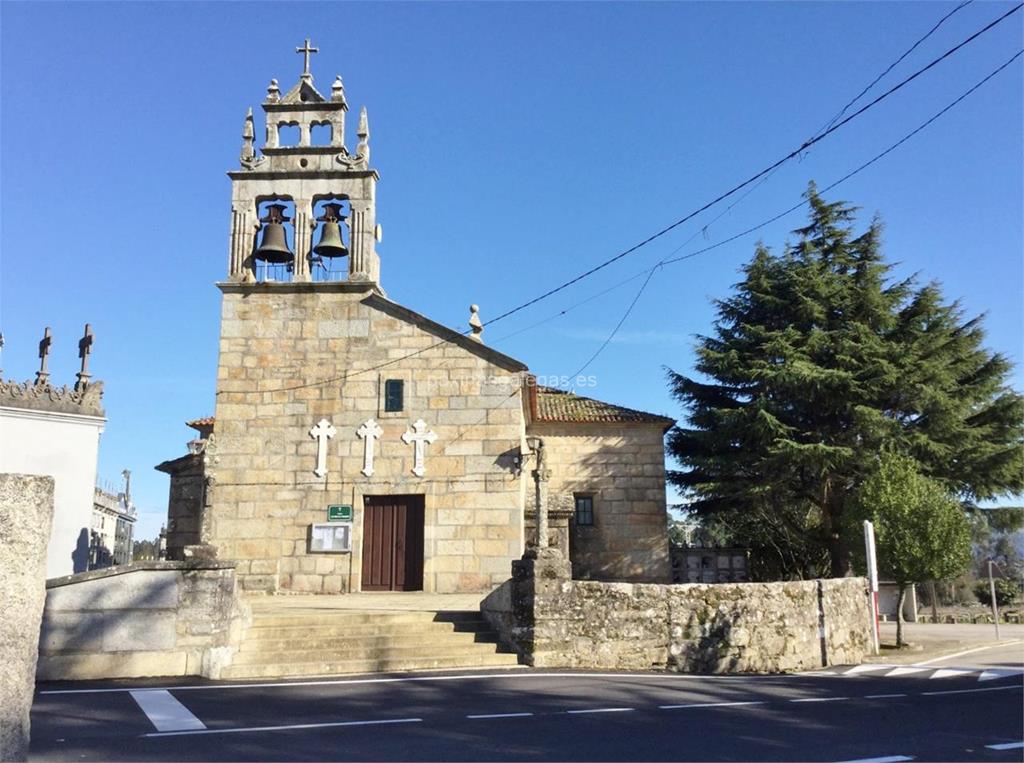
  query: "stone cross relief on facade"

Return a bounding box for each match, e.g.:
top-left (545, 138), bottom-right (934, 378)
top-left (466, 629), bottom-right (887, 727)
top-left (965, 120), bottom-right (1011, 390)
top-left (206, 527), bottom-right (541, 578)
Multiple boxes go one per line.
top-left (402, 419), bottom-right (437, 477)
top-left (356, 418), bottom-right (383, 477)
top-left (309, 419), bottom-right (336, 477)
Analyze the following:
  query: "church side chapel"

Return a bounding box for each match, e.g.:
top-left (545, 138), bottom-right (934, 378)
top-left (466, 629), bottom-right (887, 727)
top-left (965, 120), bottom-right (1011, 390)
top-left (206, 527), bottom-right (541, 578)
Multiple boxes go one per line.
top-left (157, 42), bottom-right (673, 595)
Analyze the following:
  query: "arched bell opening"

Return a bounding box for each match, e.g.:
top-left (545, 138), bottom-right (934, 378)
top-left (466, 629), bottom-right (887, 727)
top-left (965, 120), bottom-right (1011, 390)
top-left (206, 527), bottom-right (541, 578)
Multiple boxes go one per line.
top-left (277, 122), bottom-right (301, 148)
top-left (253, 198), bottom-right (297, 282)
top-left (310, 197), bottom-right (351, 282)
top-left (310, 122), bottom-right (333, 146)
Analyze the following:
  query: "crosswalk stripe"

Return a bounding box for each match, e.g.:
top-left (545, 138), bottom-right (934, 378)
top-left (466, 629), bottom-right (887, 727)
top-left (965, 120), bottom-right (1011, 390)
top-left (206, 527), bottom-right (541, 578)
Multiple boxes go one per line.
top-left (978, 668), bottom-right (1024, 682)
top-left (885, 667), bottom-right (929, 677)
top-left (929, 668), bottom-right (974, 679)
top-left (130, 690), bottom-right (206, 732)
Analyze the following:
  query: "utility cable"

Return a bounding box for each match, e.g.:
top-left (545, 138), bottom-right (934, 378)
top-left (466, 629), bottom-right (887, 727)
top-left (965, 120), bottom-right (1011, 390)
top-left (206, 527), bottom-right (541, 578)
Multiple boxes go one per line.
top-left (561, 47), bottom-right (1024, 379)
top-left (482, 3), bottom-right (1022, 329)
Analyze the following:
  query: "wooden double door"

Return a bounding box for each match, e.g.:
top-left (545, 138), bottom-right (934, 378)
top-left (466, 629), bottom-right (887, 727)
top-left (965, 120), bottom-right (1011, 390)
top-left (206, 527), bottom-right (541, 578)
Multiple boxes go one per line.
top-left (360, 495), bottom-right (425, 591)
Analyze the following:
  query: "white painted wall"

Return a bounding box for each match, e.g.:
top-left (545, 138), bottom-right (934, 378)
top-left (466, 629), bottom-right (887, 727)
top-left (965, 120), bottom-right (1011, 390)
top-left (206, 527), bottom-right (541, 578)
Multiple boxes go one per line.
top-left (0, 407), bottom-right (105, 578)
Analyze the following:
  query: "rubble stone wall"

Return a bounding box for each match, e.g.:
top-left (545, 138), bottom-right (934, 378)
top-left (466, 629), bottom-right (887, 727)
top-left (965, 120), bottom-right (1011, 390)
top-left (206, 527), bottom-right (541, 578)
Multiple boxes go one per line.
top-left (482, 553), bottom-right (871, 673)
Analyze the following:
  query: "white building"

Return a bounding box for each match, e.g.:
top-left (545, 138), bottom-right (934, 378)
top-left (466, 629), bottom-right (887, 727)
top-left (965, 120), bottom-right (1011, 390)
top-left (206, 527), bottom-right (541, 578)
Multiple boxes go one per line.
top-left (0, 326), bottom-right (106, 578)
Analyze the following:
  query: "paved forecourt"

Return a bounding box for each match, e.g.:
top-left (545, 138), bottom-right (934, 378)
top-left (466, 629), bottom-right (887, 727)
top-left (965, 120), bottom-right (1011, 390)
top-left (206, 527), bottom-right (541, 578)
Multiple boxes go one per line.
top-left (31, 666), bottom-right (1024, 762)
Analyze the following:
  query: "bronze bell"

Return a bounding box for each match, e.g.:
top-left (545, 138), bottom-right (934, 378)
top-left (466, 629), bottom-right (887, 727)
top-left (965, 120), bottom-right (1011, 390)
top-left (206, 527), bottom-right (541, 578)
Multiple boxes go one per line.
top-left (255, 204), bottom-right (294, 264)
top-left (313, 203), bottom-right (349, 259)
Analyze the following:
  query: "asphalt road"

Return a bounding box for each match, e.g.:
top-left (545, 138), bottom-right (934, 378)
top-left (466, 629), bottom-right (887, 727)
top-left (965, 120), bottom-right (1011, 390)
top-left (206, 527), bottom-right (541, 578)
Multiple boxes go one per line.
top-left (31, 653), bottom-right (1024, 762)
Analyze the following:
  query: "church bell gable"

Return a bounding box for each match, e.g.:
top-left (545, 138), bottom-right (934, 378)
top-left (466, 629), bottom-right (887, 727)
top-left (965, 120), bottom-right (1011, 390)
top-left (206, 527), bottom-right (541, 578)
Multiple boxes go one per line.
top-left (225, 40), bottom-right (381, 287)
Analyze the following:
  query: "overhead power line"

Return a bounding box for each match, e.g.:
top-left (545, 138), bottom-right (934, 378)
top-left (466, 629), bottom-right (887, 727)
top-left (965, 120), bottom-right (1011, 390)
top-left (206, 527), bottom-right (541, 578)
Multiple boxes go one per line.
top-left (565, 48), bottom-right (1024, 379)
top-left (219, 11), bottom-right (1022, 399)
top-left (482, 2), bottom-right (1022, 330)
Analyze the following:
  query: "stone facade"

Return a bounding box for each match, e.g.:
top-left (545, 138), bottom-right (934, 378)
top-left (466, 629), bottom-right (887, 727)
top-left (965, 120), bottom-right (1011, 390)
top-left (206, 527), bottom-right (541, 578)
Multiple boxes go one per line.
top-left (37, 561), bottom-right (249, 680)
top-left (199, 286), bottom-right (528, 594)
top-left (482, 549), bottom-right (872, 673)
top-left (0, 474), bottom-right (54, 763)
top-left (530, 422), bottom-right (671, 582)
top-left (156, 49), bottom-right (677, 596)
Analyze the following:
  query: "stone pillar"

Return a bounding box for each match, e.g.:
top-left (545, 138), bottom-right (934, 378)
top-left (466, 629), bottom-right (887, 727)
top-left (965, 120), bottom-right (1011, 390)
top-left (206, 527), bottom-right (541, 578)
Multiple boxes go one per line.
top-left (510, 547), bottom-right (572, 667)
top-left (0, 474), bottom-right (55, 762)
top-left (534, 467), bottom-right (550, 549)
top-left (292, 202), bottom-right (312, 283)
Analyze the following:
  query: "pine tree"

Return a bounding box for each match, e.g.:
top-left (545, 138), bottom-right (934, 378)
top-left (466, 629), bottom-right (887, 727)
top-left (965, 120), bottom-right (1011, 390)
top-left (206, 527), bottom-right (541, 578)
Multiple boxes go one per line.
top-left (668, 184), bottom-right (1024, 578)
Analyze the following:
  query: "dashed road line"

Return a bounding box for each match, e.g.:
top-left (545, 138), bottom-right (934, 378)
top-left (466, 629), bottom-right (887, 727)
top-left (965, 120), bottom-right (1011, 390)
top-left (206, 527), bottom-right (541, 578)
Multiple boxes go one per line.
top-left (835, 756), bottom-right (914, 763)
top-left (790, 696), bottom-right (849, 703)
top-left (921, 685), bottom-right (1023, 697)
top-left (659, 700), bottom-right (766, 710)
top-left (129, 690), bottom-right (205, 732)
top-left (466, 712), bottom-right (534, 720)
top-left (863, 694), bottom-right (907, 699)
top-left (985, 741), bottom-right (1024, 751)
top-left (143, 717), bottom-right (423, 738)
top-left (565, 707), bottom-right (634, 714)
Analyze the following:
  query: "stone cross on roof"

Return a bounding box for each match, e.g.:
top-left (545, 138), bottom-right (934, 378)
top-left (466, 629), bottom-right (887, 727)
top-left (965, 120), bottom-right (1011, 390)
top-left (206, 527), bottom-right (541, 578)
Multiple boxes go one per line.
top-left (35, 327), bottom-right (52, 386)
top-left (296, 38), bottom-right (319, 76)
top-left (75, 323), bottom-right (94, 391)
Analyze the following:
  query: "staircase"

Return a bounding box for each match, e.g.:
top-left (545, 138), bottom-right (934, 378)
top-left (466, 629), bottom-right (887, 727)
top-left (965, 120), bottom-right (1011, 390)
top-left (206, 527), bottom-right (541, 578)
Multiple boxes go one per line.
top-left (222, 609), bottom-right (520, 679)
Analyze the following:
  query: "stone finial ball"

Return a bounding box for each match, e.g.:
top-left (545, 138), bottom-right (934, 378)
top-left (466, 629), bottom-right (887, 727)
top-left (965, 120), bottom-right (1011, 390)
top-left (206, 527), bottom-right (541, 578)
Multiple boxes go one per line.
top-left (470, 304), bottom-right (479, 313)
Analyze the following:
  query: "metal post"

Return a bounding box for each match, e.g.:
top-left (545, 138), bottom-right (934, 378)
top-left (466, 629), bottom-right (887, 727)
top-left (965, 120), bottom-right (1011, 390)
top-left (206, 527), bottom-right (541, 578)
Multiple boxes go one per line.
top-left (863, 520), bottom-right (880, 654)
top-left (988, 560), bottom-right (1001, 640)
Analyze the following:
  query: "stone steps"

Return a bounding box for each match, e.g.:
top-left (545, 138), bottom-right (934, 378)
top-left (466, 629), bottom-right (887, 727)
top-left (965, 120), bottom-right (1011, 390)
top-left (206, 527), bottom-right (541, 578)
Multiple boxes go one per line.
top-left (222, 651), bottom-right (520, 679)
top-left (227, 608), bottom-right (518, 679)
top-left (232, 641), bottom-right (512, 666)
top-left (244, 619), bottom-right (489, 641)
top-left (239, 631), bottom-right (501, 653)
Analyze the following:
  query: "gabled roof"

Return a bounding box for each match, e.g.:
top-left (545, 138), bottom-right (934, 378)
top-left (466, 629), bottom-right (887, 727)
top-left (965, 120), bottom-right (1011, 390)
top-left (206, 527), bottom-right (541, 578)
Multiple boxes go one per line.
top-left (186, 416), bottom-right (215, 432)
top-left (280, 76), bottom-right (325, 105)
top-left (529, 384), bottom-right (674, 428)
top-left (361, 294), bottom-right (529, 373)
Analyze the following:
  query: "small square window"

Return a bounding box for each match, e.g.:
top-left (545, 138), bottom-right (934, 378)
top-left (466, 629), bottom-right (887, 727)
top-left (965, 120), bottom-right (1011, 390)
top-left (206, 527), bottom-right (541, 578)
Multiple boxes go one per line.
top-left (574, 494), bottom-right (594, 526)
top-left (384, 379), bottom-right (404, 412)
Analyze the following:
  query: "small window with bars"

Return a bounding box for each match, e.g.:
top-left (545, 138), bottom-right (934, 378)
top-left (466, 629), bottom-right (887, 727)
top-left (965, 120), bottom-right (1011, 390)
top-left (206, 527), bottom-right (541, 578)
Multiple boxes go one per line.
top-left (574, 494), bottom-right (595, 526)
top-left (384, 379), bottom-right (404, 413)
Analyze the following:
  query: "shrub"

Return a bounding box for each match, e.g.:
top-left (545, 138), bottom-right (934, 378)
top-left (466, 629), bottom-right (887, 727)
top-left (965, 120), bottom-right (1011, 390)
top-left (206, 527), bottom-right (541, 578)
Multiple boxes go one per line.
top-left (974, 578), bottom-right (1019, 608)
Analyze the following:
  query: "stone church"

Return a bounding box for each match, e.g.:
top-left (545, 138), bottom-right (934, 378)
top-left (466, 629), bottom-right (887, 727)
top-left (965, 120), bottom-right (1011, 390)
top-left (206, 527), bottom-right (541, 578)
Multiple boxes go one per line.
top-left (157, 43), bottom-right (673, 595)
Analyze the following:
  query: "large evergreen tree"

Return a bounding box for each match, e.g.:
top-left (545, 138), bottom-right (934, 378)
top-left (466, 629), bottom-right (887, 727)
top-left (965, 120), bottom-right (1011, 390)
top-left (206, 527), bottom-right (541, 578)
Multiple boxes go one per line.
top-left (668, 185), bottom-right (1024, 578)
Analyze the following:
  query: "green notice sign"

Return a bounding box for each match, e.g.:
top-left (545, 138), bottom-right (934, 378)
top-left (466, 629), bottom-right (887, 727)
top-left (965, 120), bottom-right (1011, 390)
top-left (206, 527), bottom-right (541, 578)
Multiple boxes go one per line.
top-left (327, 504), bottom-right (353, 522)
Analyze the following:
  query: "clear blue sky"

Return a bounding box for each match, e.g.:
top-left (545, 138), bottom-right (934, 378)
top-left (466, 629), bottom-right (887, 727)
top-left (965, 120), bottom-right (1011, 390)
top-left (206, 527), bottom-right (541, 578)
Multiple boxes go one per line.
top-left (2, 2), bottom-right (1021, 540)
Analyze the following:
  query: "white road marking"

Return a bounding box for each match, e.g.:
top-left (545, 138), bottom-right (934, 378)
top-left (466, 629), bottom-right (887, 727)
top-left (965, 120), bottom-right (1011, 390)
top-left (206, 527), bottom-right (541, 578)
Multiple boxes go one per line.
top-left (790, 696), bottom-right (849, 703)
top-left (978, 668), bottom-right (1024, 682)
top-left (565, 707), bottom-right (634, 714)
top-left (129, 690), bottom-right (206, 732)
top-left (918, 640), bottom-right (1023, 666)
top-left (144, 717), bottom-right (422, 738)
top-left (985, 742), bottom-right (1024, 751)
top-left (659, 700), bottom-right (766, 710)
top-left (466, 712), bottom-right (534, 719)
top-left (863, 693), bottom-right (907, 699)
top-left (921, 685), bottom-right (1023, 697)
top-left (835, 756), bottom-right (914, 763)
top-left (885, 667), bottom-right (929, 677)
top-left (844, 665), bottom-right (889, 675)
top-left (929, 668), bottom-right (975, 679)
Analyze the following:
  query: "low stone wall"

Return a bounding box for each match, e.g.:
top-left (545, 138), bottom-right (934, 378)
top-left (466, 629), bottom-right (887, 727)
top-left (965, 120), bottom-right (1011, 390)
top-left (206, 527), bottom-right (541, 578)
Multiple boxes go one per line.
top-left (38, 561), bottom-right (250, 681)
top-left (482, 549), bottom-right (872, 673)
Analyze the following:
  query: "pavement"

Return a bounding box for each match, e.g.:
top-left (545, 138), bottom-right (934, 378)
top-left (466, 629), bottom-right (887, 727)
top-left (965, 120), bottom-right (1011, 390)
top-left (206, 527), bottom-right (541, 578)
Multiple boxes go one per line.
top-left (875, 622), bottom-right (1024, 665)
top-left (30, 636), bottom-right (1024, 762)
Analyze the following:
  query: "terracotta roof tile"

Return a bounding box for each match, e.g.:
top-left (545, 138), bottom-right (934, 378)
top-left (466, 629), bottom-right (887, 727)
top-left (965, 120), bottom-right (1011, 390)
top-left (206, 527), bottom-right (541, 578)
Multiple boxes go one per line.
top-left (186, 416), bottom-right (215, 432)
top-left (532, 386), bottom-right (674, 427)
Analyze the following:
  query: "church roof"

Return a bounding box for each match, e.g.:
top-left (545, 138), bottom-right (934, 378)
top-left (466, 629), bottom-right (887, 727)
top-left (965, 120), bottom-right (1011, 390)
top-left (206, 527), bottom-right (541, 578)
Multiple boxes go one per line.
top-left (530, 385), bottom-right (675, 428)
